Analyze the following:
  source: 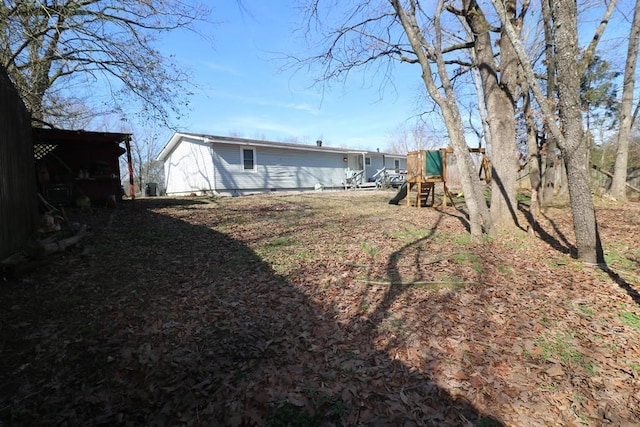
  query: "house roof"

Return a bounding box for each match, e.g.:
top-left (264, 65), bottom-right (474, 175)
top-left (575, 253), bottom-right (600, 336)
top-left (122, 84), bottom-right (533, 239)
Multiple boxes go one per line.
top-left (157, 132), bottom-right (406, 161)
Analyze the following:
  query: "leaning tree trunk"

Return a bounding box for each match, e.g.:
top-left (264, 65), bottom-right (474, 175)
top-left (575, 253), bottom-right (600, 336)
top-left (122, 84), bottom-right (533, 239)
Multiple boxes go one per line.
top-left (392, 0), bottom-right (493, 236)
top-left (445, 103), bottom-right (494, 236)
top-left (610, 0), bottom-right (640, 200)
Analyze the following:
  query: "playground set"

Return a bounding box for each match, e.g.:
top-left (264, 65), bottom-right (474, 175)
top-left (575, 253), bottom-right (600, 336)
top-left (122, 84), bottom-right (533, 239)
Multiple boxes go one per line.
top-left (389, 147), bottom-right (490, 207)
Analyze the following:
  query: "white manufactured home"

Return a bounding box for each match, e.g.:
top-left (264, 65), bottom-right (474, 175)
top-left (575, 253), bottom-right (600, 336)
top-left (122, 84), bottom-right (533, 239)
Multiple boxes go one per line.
top-left (157, 132), bottom-right (407, 196)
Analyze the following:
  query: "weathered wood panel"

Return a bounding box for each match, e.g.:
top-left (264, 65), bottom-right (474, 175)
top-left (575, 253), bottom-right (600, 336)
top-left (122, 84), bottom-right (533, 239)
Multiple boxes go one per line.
top-left (0, 67), bottom-right (38, 260)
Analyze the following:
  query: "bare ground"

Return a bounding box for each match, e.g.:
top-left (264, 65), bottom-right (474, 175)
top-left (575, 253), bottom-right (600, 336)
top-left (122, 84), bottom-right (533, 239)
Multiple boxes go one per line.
top-left (1, 190), bottom-right (639, 426)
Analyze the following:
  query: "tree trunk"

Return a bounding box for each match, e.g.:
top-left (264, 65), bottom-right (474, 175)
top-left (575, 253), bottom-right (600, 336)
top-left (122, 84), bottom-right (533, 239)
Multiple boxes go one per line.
top-left (492, 0), bottom-right (604, 263)
top-left (392, 0), bottom-right (493, 236)
top-left (524, 90), bottom-right (542, 230)
top-left (610, 0), bottom-right (640, 200)
top-left (557, 161), bottom-right (570, 199)
top-left (540, 0), bottom-right (558, 206)
top-left (542, 140), bottom-right (559, 203)
top-left (551, 0), bottom-right (603, 263)
top-left (492, 0), bottom-right (519, 228)
top-left (463, 0), bottom-right (519, 230)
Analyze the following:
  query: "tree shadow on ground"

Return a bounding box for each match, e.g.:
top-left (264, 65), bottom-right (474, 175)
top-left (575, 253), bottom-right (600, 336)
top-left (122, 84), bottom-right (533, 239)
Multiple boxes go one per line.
top-left (518, 204), bottom-right (575, 256)
top-left (600, 266), bottom-right (640, 306)
top-left (518, 203), bottom-right (640, 306)
top-left (0, 199), bottom-right (499, 425)
top-left (345, 211), bottom-right (504, 425)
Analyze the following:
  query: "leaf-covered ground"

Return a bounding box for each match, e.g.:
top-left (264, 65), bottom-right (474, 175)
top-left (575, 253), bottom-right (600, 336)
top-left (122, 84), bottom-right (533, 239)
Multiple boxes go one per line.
top-left (1, 190), bottom-right (639, 426)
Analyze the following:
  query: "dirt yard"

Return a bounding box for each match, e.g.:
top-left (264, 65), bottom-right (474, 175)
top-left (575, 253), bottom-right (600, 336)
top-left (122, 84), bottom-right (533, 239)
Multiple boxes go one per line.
top-left (1, 190), bottom-right (639, 426)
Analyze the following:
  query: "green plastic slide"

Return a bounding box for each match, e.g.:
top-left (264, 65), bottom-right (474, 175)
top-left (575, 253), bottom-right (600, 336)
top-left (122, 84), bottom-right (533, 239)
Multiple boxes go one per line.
top-left (388, 182), bottom-right (407, 205)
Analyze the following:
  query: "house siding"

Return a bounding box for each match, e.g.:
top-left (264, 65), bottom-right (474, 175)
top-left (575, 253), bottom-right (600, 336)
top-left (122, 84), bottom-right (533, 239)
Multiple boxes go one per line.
top-left (213, 144), bottom-right (347, 194)
top-left (159, 133), bottom-right (408, 196)
top-left (163, 136), bottom-right (215, 194)
top-left (368, 156), bottom-right (386, 175)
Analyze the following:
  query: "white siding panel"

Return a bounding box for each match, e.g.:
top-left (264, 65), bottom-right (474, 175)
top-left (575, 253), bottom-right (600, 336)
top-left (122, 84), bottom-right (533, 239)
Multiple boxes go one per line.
top-left (214, 144), bottom-right (347, 193)
top-left (367, 155), bottom-right (387, 180)
top-left (164, 137), bottom-right (215, 194)
top-left (162, 134), bottom-right (408, 195)
top-left (389, 156), bottom-right (407, 171)
top-left (212, 143), bottom-right (245, 191)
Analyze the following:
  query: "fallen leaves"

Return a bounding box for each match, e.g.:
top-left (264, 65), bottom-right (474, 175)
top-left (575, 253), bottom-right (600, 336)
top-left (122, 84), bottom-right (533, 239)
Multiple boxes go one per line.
top-left (545, 363), bottom-right (565, 377)
top-left (1, 192), bottom-right (639, 425)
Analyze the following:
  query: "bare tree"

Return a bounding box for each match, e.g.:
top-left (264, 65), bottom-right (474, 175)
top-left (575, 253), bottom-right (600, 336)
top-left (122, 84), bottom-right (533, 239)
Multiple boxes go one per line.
top-left (492, 0), bottom-right (606, 263)
top-left (386, 121), bottom-right (442, 154)
top-left (539, 0), bottom-right (560, 204)
top-left (117, 126), bottom-right (165, 195)
top-left (0, 0), bottom-right (212, 127)
top-left (449, 0), bottom-right (525, 230)
top-left (136, 131), bottom-right (165, 194)
top-left (609, 0), bottom-right (640, 200)
top-left (298, 0), bottom-right (493, 235)
top-left (392, 0), bottom-right (494, 235)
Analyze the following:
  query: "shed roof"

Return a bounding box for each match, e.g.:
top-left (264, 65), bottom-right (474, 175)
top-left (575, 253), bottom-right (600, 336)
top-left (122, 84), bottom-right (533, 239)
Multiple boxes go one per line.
top-left (33, 128), bottom-right (130, 160)
top-left (33, 128), bottom-right (131, 145)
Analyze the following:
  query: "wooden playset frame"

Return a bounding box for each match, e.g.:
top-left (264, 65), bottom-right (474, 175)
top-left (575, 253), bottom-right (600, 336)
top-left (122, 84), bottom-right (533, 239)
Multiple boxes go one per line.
top-left (405, 147), bottom-right (490, 208)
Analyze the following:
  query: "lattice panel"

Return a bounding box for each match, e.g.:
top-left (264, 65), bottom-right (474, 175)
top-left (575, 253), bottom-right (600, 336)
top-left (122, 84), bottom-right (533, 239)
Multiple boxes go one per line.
top-left (34, 143), bottom-right (57, 160)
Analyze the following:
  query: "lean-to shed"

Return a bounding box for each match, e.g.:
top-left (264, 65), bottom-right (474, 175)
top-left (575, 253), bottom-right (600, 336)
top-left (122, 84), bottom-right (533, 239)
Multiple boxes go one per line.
top-left (33, 128), bottom-right (134, 206)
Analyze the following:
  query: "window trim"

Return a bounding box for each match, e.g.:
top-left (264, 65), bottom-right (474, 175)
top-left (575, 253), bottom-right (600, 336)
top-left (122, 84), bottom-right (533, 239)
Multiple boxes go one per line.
top-left (241, 147), bottom-right (256, 171)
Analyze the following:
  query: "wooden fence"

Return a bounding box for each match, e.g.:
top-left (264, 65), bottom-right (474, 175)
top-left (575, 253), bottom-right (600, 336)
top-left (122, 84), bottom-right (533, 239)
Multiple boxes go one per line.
top-left (0, 67), bottom-right (38, 260)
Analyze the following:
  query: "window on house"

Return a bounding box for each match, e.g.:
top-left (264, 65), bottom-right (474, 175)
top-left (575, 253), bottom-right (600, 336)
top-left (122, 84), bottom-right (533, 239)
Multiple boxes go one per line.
top-left (242, 148), bottom-right (255, 170)
top-left (365, 157), bottom-right (371, 166)
top-left (394, 159), bottom-right (400, 170)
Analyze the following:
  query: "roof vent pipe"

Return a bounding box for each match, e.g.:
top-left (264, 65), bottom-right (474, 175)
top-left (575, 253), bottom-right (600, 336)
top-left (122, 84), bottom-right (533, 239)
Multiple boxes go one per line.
top-left (316, 140), bottom-right (322, 147)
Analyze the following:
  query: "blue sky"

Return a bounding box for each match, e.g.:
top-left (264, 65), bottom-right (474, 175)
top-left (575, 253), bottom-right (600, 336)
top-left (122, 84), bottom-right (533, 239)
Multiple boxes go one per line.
top-left (157, 2), bottom-right (427, 152)
top-left (149, 1), bottom-right (636, 153)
